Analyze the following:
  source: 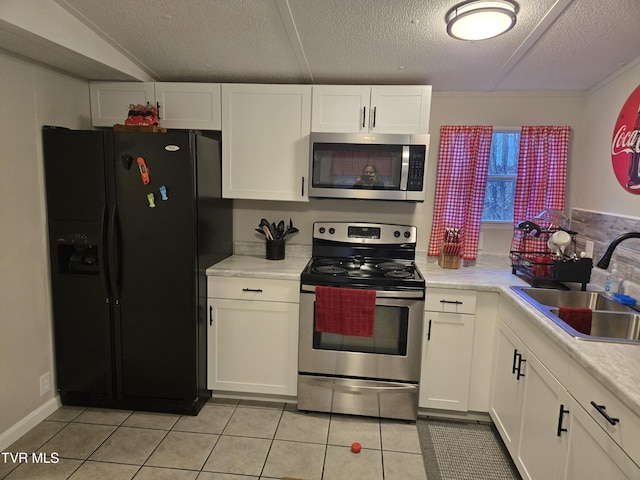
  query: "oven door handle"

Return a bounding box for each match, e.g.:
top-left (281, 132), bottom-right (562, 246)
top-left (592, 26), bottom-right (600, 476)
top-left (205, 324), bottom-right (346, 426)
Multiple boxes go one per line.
top-left (300, 284), bottom-right (424, 299)
top-left (304, 376), bottom-right (417, 393)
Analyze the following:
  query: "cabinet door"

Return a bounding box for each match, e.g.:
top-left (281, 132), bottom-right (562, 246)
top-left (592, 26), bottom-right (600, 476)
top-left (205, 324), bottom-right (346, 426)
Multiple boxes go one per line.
top-left (468, 291), bottom-right (498, 412)
top-left (560, 397), bottom-right (640, 480)
top-left (311, 85), bottom-right (371, 132)
top-left (222, 84), bottom-right (311, 201)
top-left (490, 319), bottom-right (526, 456)
top-left (370, 86), bottom-right (431, 134)
top-left (207, 298), bottom-right (298, 396)
top-left (154, 83), bottom-right (221, 130)
top-left (419, 311), bottom-right (474, 411)
top-left (517, 352), bottom-right (568, 480)
top-left (90, 82), bottom-right (155, 127)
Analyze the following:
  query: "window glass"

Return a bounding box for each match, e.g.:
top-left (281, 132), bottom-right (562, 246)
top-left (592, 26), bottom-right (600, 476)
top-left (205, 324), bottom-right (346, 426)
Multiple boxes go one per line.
top-left (482, 131), bottom-right (520, 222)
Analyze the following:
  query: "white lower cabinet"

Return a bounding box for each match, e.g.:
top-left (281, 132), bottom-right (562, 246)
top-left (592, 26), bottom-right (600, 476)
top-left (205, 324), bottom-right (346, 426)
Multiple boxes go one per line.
top-left (419, 310), bottom-right (474, 411)
top-left (419, 288), bottom-right (476, 411)
top-left (561, 396), bottom-right (639, 479)
top-left (516, 349), bottom-right (569, 480)
top-left (490, 319), bottom-right (527, 453)
top-left (490, 299), bottom-right (640, 480)
top-left (207, 277), bottom-right (299, 396)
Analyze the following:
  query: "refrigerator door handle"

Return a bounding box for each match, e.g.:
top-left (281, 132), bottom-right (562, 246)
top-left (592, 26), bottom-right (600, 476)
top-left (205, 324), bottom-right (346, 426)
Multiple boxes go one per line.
top-left (107, 204), bottom-right (121, 300)
top-left (100, 204), bottom-right (110, 302)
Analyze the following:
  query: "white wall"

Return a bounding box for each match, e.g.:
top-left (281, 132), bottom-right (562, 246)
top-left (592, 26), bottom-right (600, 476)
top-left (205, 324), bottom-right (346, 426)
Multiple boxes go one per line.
top-left (576, 60), bottom-right (640, 216)
top-left (233, 91), bottom-right (587, 258)
top-left (0, 51), bottom-right (91, 443)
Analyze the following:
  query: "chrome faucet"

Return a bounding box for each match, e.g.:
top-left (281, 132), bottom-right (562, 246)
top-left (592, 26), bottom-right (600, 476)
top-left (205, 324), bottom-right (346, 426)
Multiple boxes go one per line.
top-left (596, 232), bottom-right (640, 269)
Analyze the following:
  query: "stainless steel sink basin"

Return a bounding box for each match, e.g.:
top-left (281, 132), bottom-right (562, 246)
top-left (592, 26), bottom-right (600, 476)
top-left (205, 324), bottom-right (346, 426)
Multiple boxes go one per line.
top-left (548, 309), bottom-right (640, 341)
top-left (511, 286), bottom-right (640, 344)
top-left (518, 287), bottom-right (633, 312)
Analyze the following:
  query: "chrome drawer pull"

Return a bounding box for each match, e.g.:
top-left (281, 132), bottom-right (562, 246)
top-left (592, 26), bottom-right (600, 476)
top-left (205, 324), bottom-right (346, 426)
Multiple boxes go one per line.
top-left (590, 401), bottom-right (620, 425)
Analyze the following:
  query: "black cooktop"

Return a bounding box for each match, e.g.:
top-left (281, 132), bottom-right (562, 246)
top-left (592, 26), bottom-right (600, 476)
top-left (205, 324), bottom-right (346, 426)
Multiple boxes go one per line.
top-left (300, 256), bottom-right (425, 289)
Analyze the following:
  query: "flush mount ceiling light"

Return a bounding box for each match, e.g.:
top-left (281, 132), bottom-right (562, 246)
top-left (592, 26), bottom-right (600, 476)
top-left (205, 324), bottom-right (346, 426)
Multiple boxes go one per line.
top-left (446, 0), bottom-right (518, 41)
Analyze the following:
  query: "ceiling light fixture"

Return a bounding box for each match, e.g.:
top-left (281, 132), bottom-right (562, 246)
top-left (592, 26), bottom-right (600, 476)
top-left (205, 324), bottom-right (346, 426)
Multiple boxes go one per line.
top-left (446, 0), bottom-right (518, 41)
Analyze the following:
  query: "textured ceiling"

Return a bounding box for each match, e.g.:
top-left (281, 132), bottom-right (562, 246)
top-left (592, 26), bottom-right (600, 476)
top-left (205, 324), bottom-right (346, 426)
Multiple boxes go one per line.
top-left (3, 0), bottom-right (640, 91)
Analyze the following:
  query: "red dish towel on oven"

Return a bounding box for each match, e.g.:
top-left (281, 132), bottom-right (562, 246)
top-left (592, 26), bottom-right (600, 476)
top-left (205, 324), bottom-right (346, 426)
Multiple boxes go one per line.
top-left (558, 307), bottom-right (592, 335)
top-left (315, 286), bottom-right (376, 337)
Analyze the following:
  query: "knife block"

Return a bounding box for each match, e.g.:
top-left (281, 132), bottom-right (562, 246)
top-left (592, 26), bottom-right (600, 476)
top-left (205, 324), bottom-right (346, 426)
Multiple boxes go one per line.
top-left (438, 243), bottom-right (460, 269)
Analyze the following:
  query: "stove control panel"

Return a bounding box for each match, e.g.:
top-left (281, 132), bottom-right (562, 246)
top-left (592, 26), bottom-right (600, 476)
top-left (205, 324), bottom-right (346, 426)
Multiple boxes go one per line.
top-left (313, 222), bottom-right (416, 244)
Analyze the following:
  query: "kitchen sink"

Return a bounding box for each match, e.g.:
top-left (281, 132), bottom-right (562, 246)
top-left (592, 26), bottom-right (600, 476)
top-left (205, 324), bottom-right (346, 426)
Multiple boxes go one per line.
top-left (511, 286), bottom-right (640, 344)
top-left (517, 287), bottom-right (633, 312)
top-left (548, 309), bottom-right (640, 341)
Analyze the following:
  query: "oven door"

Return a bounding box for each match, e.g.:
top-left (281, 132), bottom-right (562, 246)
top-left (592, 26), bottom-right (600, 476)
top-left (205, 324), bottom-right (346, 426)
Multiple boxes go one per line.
top-left (298, 285), bottom-right (424, 383)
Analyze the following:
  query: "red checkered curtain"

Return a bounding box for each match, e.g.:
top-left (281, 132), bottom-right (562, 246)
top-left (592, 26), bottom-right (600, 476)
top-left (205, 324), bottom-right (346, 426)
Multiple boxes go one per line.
top-left (428, 126), bottom-right (493, 260)
top-left (512, 126), bottom-right (570, 252)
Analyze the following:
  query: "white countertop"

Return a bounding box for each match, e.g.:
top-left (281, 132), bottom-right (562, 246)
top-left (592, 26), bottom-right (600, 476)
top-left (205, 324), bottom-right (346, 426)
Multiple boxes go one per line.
top-left (207, 254), bottom-right (640, 416)
top-left (206, 254), bottom-right (310, 280)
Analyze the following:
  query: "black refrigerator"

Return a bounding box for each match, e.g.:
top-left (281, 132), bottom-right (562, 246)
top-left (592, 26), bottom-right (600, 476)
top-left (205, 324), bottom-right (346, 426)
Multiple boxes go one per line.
top-left (42, 127), bottom-right (232, 415)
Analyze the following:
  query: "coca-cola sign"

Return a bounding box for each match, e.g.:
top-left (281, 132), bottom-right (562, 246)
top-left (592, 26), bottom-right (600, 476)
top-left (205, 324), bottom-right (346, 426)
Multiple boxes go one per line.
top-left (611, 84), bottom-right (640, 193)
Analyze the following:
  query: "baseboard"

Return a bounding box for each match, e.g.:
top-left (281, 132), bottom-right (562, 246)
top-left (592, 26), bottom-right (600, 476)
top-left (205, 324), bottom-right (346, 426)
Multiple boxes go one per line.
top-left (0, 396), bottom-right (61, 451)
top-left (211, 391), bottom-right (297, 405)
top-left (418, 408), bottom-right (492, 423)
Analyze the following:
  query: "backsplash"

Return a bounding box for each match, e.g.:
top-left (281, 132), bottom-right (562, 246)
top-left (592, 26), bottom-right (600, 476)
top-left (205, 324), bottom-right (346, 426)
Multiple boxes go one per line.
top-left (571, 208), bottom-right (640, 298)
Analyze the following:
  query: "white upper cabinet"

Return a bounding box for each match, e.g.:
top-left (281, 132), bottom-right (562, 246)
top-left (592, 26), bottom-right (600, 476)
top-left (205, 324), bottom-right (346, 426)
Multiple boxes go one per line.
top-left (154, 83), bottom-right (221, 130)
top-left (221, 84), bottom-right (311, 201)
top-left (90, 82), bottom-right (155, 127)
top-left (311, 85), bottom-right (431, 134)
top-left (89, 82), bottom-right (221, 130)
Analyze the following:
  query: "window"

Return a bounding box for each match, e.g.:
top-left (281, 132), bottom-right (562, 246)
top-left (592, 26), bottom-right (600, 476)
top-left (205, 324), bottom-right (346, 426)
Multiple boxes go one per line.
top-left (482, 130), bottom-right (520, 222)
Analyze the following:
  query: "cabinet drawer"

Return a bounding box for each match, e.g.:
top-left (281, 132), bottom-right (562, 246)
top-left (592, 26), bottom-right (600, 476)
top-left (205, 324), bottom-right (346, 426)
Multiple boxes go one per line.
top-left (208, 276), bottom-right (299, 303)
top-left (568, 360), bottom-right (640, 467)
top-left (425, 288), bottom-right (476, 314)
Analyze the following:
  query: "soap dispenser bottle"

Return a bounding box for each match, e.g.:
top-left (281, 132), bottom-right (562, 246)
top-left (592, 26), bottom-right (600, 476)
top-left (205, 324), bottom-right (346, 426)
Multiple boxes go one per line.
top-left (605, 263), bottom-right (621, 294)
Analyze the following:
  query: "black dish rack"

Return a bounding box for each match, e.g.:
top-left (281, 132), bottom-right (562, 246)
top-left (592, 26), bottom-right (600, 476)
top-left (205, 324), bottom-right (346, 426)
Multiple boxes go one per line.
top-left (510, 229), bottom-right (592, 290)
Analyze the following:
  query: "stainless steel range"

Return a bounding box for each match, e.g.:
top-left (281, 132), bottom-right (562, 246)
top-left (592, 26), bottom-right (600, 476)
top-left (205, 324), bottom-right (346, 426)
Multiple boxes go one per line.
top-left (297, 222), bottom-right (425, 421)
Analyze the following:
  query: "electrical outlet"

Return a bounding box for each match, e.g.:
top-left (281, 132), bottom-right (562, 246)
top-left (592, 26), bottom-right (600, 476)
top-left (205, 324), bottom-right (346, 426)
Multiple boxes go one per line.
top-left (40, 372), bottom-right (51, 396)
top-left (585, 240), bottom-right (594, 258)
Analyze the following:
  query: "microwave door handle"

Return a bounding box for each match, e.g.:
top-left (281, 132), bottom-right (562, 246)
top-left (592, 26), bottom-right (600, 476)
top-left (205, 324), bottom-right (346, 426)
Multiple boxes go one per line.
top-left (400, 146), bottom-right (410, 190)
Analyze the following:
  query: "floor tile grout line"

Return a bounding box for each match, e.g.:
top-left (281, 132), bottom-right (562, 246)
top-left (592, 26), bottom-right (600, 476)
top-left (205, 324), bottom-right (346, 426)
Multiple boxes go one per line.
top-left (6, 404), bottom-right (427, 480)
top-left (175, 402), bottom-right (236, 473)
top-left (256, 404), bottom-right (283, 479)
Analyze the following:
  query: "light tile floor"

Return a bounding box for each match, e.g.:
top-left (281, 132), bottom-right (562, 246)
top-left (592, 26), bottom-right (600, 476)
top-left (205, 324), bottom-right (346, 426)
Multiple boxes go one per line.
top-left (0, 398), bottom-right (427, 480)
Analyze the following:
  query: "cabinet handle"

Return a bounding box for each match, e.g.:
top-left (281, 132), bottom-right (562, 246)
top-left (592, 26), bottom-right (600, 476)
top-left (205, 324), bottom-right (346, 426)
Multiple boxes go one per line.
top-left (516, 356), bottom-right (526, 380)
top-left (301, 176), bottom-right (305, 196)
top-left (590, 401), bottom-right (620, 425)
top-left (362, 106), bottom-right (366, 129)
top-left (156, 102), bottom-right (161, 120)
top-left (242, 288), bottom-right (263, 293)
top-left (427, 319), bottom-right (432, 341)
top-left (512, 349), bottom-right (519, 374)
top-left (440, 299), bottom-right (463, 305)
top-left (209, 305), bottom-right (214, 326)
top-left (557, 404), bottom-right (569, 436)
top-left (372, 106), bottom-right (377, 128)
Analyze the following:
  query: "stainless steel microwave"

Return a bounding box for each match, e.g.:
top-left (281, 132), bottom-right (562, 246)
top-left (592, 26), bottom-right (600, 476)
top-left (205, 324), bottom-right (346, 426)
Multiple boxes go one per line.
top-left (308, 132), bottom-right (429, 201)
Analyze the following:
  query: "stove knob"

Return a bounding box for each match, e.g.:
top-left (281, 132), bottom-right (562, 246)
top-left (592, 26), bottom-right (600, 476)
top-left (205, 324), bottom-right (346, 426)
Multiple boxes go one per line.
top-left (404, 231), bottom-right (411, 238)
top-left (319, 227), bottom-right (326, 234)
top-left (329, 227), bottom-right (335, 235)
top-left (394, 230), bottom-right (401, 238)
